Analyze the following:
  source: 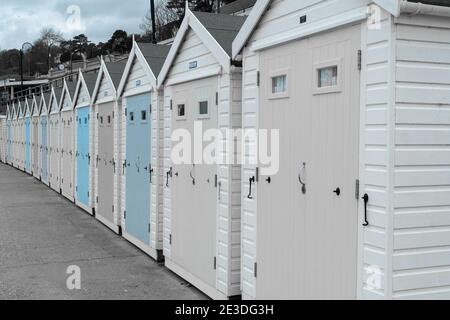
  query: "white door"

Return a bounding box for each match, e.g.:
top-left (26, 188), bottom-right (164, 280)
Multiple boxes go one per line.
top-left (171, 77), bottom-right (218, 288)
top-left (256, 24), bottom-right (361, 299)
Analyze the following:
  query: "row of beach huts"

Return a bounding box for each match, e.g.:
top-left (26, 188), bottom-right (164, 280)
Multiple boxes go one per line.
top-left (1, 0), bottom-right (450, 300)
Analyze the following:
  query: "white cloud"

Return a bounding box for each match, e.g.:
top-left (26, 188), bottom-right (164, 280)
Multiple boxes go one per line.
top-left (0, 0), bottom-right (149, 50)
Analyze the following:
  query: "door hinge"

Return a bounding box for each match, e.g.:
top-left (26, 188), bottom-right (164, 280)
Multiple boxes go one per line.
top-left (254, 262), bottom-right (258, 278)
top-left (124, 211), bottom-right (127, 219)
top-left (215, 92), bottom-right (219, 106)
top-left (357, 50), bottom-right (362, 71)
top-left (170, 99), bottom-right (173, 111)
top-left (255, 167), bottom-right (260, 183)
top-left (257, 71), bottom-right (260, 87)
top-left (214, 257), bottom-right (217, 270)
top-left (96, 196), bottom-right (98, 203)
top-left (76, 186), bottom-right (78, 192)
top-left (169, 234), bottom-right (172, 245)
top-left (148, 224), bottom-right (151, 233)
top-left (149, 104), bottom-right (152, 113)
top-left (125, 108), bottom-right (127, 116)
top-left (355, 179), bottom-right (360, 200)
top-left (214, 174), bottom-right (218, 188)
top-left (112, 205), bottom-right (114, 213)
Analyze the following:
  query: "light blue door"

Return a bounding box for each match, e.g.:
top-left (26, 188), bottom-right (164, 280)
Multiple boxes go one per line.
top-left (41, 116), bottom-right (48, 183)
top-left (125, 93), bottom-right (151, 244)
top-left (76, 107), bottom-right (90, 207)
top-left (25, 117), bottom-right (31, 172)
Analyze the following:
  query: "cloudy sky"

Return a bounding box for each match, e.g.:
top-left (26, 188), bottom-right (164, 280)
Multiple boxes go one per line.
top-left (0, 0), bottom-right (152, 50)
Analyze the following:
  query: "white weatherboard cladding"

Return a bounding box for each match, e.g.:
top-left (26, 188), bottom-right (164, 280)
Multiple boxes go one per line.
top-left (167, 29), bottom-right (221, 82)
top-left (391, 14), bottom-right (450, 300)
top-left (244, 0), bottom-right (371, 52)
top-left (163, 26), bottom-right (242, 298)
top-left (0, 117), bottom-right (5, 163)
top-left (97, 73), bottom-right (115, 101)
top-left (124, 57), bottom-right (152, 93)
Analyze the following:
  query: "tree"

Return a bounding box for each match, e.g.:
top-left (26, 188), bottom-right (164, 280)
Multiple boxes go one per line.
top-left (103, 30), bottom-right (131, 54)
top-left (34, 27), bottom-right (65, 73)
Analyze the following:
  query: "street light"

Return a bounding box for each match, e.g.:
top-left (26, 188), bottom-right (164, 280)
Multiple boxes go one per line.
top-left (19, 42), bottom-right (33, 92)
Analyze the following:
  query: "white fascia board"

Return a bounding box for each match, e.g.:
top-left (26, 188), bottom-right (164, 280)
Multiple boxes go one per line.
top-left (117, 43), bottom-right (137, 98)
top-left (134, 41), bottom-right (158, 90)
top-left (232, 0), bottom-right (271, 59)
top-left (91, 59), bottom-right (105, 105)
top-left (157, 14), bottom-right (190, 88)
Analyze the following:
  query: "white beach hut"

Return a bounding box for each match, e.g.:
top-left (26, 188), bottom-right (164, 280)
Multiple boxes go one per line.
top-left (232, 0), bottom-right (450, 300)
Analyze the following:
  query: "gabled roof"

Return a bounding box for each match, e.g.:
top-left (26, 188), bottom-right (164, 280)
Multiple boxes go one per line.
top-left (60, 78), bottom-right (78, 110)
top-left (49, 86), bottom-right (63, 114)
top-left (117, 39), bottom-right (171, 97)
top-left (39, 91), bottom-right (52, 115)
top-left (73, 70), bottom-right (99, 107)
top-left (158, 8), bottom-right (246, 86)
top-left (32, 94), bottom-right (40, 116)
top-left (92, 58), bottom-right (127, 103)
top-left (25, 97), bottom-right (33, 117)
top-left (232, 0), bottom-right (450, 58)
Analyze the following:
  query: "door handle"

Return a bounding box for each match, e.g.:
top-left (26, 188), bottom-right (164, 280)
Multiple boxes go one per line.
top-left (362, 194), bottom-right (369, 226)
top-left (248, 176), bottom-right (255, 199)
top-left (190, 165), bottom-right (196, 185)
top-left (166, 167), bottom-right (172, 188)
top-left (150, 167), bottom-right (154, 183)
top-left (298, 162), bottom-right (307, 194)
top-left (333, 188), bottom-right (341, 196)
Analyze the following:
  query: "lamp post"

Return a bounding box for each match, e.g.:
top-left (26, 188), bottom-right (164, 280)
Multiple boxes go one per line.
top-left (20, 42), bottom-right (33, 91)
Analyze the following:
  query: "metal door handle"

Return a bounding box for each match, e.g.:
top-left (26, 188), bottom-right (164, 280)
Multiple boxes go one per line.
top-left (333, 188), bottom-right (341, 196)
top-left (298, 162), bottom-right (307, 194)
top-left (190, 165), bottom-right (196, 185)
top-left (362, 194), bottom-right (369, 226)
top-left (166, 167), bottom-right (172, 188)
top-left (248, 176), bottom-right (255, 199)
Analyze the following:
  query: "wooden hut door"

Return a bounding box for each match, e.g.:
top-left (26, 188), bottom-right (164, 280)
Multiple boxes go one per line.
top-left (41, 116), bottom-right (48, 182)
top-left (97, 102), bottom-right (115, 224)
top-left (125, 93), bottom-right (152, 245)
top-left (257, 24), bottom-right (361, 299)
top-left (76, 107), bottom-right (90, 207)
top-left (171, 77), bottom-right (218, 288)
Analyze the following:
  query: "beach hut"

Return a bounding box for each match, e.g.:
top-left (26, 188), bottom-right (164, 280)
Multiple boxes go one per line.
top-left (0, 113), bottom-right (5, 164)
top-left (60, 78), bottom-right (78, 201)
top-left (17, 99), bottom-right (25, 171)
top-left (24, 97), bottom-right (33, 174)
top-left (158, 8), bottom-right (246, 299)
top-left (73, 70), bottom-right (99, 214)
top-left (5, 103), bottom-right (12, 165)
top-left (11, 102), bottom-right (18, 168)
top-left (116, 40), bottom-right (170, 259)
top-left (232, 0), bottom-right (450, 300)
top-left (48, 85), bottom-right (63, 193)
top-left (91, 58), bottom-right (127, 233)
top-left (31, 94), bottom-right (41, 178)
top-left (39, 91), bottom-right (51, 185)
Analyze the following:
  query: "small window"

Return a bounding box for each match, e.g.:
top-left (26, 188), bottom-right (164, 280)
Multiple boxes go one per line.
top-left (199, 101), bottom-right (208, 116)
top-left (129, 112), bottom-right (135, 122)
top-left (100, 116), bottom-right (104, 124)
top-left (272, 75), bottom-right (287, 94)
top-left (107, 116), bottom-right (111, 124)
top-left (318, 66), bottom-right (338, 88)
top-left (141, 110), bottom-right (147, 121)
top-left (177, 104), bottom-right (185, 118)
top-left (84, 117), bottom-right (88, 125)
